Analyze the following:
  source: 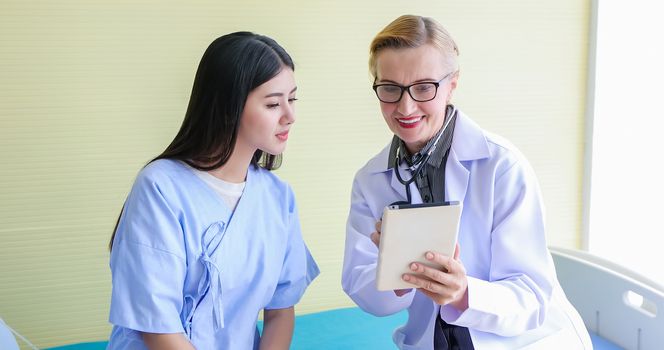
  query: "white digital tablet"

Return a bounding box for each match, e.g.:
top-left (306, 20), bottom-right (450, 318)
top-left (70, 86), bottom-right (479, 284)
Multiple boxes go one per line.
top-left (376, 201), bottom-right (462, 291)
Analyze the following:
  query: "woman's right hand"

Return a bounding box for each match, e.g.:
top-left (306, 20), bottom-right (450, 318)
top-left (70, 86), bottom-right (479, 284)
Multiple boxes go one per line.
top-left (370, 219), bottom-right (411, 297)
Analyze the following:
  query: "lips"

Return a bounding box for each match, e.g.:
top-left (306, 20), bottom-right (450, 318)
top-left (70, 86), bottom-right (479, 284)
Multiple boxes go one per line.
top-left (276, 130), bottom-right (289, 141)
top-left (396, 116), bottom-right (424, 129)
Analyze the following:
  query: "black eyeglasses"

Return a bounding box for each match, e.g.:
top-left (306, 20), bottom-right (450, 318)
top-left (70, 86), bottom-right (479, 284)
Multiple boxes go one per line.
top-left (372, 71), bottom-right (455, 103)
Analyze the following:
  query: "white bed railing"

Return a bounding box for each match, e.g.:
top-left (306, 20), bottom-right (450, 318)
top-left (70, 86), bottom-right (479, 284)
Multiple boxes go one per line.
top-left (550, 246), bottom-right (664, 350)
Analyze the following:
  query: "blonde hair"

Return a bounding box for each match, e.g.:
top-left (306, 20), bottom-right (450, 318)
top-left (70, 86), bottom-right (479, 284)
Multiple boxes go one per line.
top-left (369, 15), bottom-right (459, 78)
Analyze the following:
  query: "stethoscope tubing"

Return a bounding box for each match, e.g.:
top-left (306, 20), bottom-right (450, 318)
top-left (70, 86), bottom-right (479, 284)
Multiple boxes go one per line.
top-left (392, 106), bottom-right (457, 204)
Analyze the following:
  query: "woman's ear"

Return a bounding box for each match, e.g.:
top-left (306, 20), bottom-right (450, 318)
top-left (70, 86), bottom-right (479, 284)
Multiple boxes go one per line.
top-left (450, 70), bottom-right (459, 90)
top-left (447, 71), bottom-right (460, 104)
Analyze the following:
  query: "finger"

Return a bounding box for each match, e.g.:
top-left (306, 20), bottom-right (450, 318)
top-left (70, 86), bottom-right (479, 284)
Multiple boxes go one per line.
top-left (394, 288), bottom-right (412, 297)
top-left (370, 232), bottom-right (380, 247)
top-left (453, 243), bottom-right (460, 260)
top-left (425, 251), bottom-right (453, 272)
top-left (417, 287), bottom-right (439, 302)
top-left (418, 287), bottom-right (454, 306)
top-left (402, 273), bottom-right (442, 294)
top-left (409, 262), bottom-right (452, 286)
top-left (375, 220), bottom-right (382, 233)
top-left (407, 273), bottom-right (462, 299)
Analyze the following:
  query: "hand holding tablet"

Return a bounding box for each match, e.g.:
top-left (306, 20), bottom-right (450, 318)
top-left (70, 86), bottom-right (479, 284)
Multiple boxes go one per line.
top-left (376, 202), bottom-right (462, 291)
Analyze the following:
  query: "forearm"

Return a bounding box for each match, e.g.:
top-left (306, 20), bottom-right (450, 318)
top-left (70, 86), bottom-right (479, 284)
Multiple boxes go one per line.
top-left (260, 307), bottom-right (294, 350)
top-left (343, 263), bottom-right (414, 316)
top-left (343, 230), bottom-right (415, 315)
top-left (441, 276), bottom-right (547, 336)
top-left (142, 332), bottom-right (195, 350)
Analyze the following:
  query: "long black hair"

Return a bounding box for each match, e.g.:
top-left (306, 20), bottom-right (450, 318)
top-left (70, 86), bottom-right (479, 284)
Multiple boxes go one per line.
top-left (109, 32), bottom-right (295, 250)
top-left (157, 31), bottom-right (294, 170)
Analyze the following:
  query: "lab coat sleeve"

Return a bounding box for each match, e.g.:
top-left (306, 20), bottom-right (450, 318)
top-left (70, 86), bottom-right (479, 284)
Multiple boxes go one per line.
top-left (341, 176), bottom-right (415, 316)
top-left (266, 188), bottom-right (320, 309)
top-left (440, 157), bottom-right (555, 336)
top-left (109, 170), bottom-right (187, 333)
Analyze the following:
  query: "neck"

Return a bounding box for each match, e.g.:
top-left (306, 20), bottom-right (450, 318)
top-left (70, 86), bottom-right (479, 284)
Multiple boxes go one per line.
top-left (405, 141), bottom-right (426, 155)
top-left (207, 146), bottom-right (255, 183)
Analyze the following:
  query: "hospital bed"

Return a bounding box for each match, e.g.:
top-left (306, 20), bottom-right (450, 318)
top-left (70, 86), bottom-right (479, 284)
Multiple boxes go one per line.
top-left (3, 247), bottom-right (663, 349)
top-left (550, 246), bottom-right (664, 350)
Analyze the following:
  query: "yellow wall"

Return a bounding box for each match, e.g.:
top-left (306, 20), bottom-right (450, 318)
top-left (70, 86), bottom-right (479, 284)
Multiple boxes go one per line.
top-left (0, 0), bottom-right (590, 347)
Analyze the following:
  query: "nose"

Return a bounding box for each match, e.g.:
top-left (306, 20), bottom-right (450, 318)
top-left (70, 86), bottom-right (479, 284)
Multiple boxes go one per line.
top-left (282, 102), bottom-right (295, 125)
top-left (396, 91), bottom-right (417, 116)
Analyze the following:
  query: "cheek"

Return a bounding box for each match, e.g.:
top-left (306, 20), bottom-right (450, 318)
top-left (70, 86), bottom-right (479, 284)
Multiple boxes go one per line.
top-left (436, 87), bottom-right (452, 104)
top-left (421, 95), bottom-right (447, 116)
top-left (239, 112), bottom-right (266, 140)
top-left (379, 103), bottom-right (396, 119)
top-left (242, 108), bottom-right (270, 129)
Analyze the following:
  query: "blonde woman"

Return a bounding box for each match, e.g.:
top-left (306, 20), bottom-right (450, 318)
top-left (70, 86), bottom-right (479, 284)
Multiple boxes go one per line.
top-left (341, 15), bottom-right (591, 349)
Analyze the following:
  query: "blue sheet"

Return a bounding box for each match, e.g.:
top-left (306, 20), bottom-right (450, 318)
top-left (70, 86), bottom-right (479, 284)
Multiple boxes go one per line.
top-left (589, 332), bottom-right (623, 350)
top-left (44, 307), bottom-right (622, 350)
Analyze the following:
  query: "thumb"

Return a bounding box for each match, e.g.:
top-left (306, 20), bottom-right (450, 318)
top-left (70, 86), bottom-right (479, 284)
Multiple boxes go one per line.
top-left (453, 242), bottom-right (461, 260)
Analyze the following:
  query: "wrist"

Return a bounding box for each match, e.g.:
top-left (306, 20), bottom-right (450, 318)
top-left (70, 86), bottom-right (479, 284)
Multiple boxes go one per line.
top-left (449, 289), bottom-right (469, 311)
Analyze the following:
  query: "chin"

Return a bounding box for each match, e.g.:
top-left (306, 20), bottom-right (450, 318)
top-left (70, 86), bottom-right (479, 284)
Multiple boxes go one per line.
top-left (262, 146), bottom-right (286, 156)
top-left (394, 130), bottom-right (425, 144)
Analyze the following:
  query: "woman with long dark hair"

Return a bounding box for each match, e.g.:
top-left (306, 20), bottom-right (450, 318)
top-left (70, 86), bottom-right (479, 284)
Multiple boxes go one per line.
top-left (107, 32), bottom-right (319, 350)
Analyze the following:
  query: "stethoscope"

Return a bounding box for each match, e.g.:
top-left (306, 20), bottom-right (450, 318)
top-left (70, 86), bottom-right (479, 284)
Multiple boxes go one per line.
top-left (392, 106), bottom-right (457, 205)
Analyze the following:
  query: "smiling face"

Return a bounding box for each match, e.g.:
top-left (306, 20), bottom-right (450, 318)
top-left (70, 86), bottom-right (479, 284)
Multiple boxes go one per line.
top-left (374, 44), bottom-right (458, 154)
top-left (235, 67), bottom-right (297, 157)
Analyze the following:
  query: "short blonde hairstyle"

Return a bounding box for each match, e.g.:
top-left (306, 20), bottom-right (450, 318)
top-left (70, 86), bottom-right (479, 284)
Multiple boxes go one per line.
top-left (369, 15), bottom-right (459, 78)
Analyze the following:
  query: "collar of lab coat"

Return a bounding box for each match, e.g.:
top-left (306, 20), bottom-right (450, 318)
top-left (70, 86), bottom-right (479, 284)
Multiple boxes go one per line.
top-left (366, 110), bottom-right (491, 203)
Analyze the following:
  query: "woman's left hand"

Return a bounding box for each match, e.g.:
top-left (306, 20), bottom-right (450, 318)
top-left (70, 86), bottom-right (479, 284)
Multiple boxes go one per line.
top-left (402, 243), bottom-right (469, 311)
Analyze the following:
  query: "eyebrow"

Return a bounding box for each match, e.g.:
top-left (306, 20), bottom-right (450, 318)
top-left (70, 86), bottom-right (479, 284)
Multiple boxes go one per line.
top-left (377, 78), bottom-right (437, 85)
top-left (264, 87), bottom-right (298, 98)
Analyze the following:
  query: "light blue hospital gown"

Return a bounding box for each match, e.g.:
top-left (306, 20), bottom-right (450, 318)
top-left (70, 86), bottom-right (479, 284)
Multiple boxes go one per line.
top-left (107, 159), bottom-right (319, 349)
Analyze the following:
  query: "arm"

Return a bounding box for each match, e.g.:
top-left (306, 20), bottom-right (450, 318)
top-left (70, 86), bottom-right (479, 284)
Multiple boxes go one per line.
top-left (259, 307), bottom-right (294, 350)
top-left (109, 169), bottom-right (190, 336)
top-left (142, 333), bottom-right (195, 350)
top-left (439, 157), bottom-right (556, 336)
top-left (341, 177), bottom-right (415, 316)
top-left (261, 186), bottom-right (318, 347)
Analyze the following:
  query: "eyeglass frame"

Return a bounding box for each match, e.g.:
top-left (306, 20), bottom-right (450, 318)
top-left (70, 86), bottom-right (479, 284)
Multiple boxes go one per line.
top-left (372, 71), bottom-right (456, 103)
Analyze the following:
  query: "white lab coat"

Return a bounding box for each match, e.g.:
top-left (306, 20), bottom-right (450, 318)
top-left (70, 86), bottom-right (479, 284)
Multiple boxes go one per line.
top-left (341, 111), bottom-right (592, 349)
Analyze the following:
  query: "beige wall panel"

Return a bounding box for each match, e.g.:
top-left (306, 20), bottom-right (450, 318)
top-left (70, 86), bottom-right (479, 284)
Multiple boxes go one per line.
top-left (0, 0), bottom-right (589, 346)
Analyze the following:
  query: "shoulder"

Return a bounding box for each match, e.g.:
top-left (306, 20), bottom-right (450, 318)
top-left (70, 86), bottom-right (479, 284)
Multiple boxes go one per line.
top-left (253, 166), bottom-right (291, 193)
top-left (484, 132), bottom-right (522, 162)
top-left (130, 159), bottom-right (199, 200)
top-left (139, 159), bottom-right (189, 182)
top-left (354, 142), bottom-right (392, 180)
top-left (484, 131), bottom-right (534, 174)
top-left (454, 111), bottom-right (530, 173)
top-left (252, 166), bottom-right (296, 208)
top-left (468, 129), bottom-right (538, 187)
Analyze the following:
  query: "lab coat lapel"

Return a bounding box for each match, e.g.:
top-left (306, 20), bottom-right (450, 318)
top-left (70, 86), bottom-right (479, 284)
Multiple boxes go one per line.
top-left (445, 148), bottom-right (470, 203)
top-left (367, 144), bottom-right (413, 204)
top-left (444, 111), bottom-right (490, 202)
